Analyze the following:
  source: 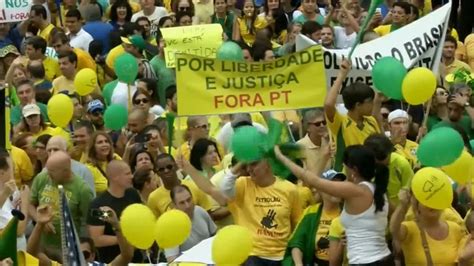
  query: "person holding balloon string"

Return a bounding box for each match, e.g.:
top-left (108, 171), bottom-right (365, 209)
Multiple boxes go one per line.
top-left (390, 167), bottom-right (469, 265)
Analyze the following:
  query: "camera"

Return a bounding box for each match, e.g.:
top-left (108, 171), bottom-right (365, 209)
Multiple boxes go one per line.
top-left (90, 209), bottom-right (111, 219)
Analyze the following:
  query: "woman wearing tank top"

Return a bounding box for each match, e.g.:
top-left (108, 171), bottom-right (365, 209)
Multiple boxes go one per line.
top-left (275, 144), bottom-right (394, 265)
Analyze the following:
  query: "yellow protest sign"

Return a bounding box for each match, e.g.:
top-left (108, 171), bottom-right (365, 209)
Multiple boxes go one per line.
top-left (176, 45), bottom-right (327, 116)
top-left (161, 24), bottom-right (223, 68)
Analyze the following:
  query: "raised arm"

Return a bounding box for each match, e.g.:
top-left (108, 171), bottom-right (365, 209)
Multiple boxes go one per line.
top-left (324, 59), bottom-right (351, 122)
top-left (177, 156), bottom-right (229, 206)
top-left (101, 207), bottom-right (134, 266)
top-left (389, 189), bottom-right (410, 242)
top-left (232, 18), bottom-right (241, 42)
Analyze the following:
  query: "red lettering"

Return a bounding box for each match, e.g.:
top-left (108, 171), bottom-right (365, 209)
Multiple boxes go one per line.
top-left (214, 95), bottom-right (223, 108)
top-left (281, 90), bottom-right (291, 104)
top-left (269, 91), bottom-right (280, 105)
top-left (253, 93), bottom-right (264, 106)
top-left (226, 95), bottom-right (237, 108)
top-left (239, 94), bottom-right (251, 107)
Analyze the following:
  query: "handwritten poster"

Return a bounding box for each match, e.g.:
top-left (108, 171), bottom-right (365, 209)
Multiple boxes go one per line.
top-left (0, 0), bottom-right (31, 23)
top-left (161, 24), bottom-right (223, 68)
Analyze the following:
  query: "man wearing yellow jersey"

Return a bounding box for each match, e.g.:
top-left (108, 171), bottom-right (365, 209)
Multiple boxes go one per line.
top-left (25, 36), bottom-right (61, 82)
top-left (52, 51), bottom-right (77, 94)
top-left (373, 2), bottom-right (410, 37)
top-left (51, 32), bottom-right (96, 71)
top-left (364, 134), bottom-right (413, 209)
top-left (147, 154), bottom-right (212, 218)
top-left (442, 35), bottom-right (472, 75)
top-left (180, 154), bottom-right (302, 265)
top-left (29, 5), bottom-right (56, 41)
top-left (324, 59), bottom-right (383, 171)
top-left (387, 109), bottom-right (419, 169)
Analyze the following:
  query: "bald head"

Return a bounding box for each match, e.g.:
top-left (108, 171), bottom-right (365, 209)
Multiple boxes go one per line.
top-left (106, 160), bottom-right (133, 189)
top-left (27, 60), bottom-right (45, 79)
top-left (128, 108), bottom-right (147, 133)
top-left (47, 136), bottom-right (68, 155)
top-left (46, 151), bottom-right (72, 183)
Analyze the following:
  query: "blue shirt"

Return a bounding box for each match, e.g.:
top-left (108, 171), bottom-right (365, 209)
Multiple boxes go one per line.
top-left (83, 21), bottom-right (114, 54)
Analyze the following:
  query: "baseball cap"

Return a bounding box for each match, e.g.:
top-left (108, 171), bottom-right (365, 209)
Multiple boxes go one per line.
top-left (322, 170), bottom-right (346, 181)
top-left (121, 34), bottom-right (146, 50)
top-left (388, 109), bottom-right (409, 123)
top-left (22, 104), bottom-right (41, 118)
top-left (87, 100), bottom-right (104, 113)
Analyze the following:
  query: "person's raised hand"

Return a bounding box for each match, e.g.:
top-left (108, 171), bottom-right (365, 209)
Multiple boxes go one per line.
top-left (36, 205), bottom-right (54, 225)
top-left (1, 179), bottom-right (16, 198)
top-left (398, 188), bottom-right (412, 207)
top-left (339, 59), bottom-right (352, 77)
top-left (99, 206), bottom-right (119, 228)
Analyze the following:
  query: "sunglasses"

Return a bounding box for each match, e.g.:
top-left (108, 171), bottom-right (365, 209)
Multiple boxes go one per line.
top-left (179, 7), bottom-right (189, 11)
top-left (308, 120), bottom-right (327, 127)
top-left (157, 164), bottom-right (174, 172)
top-left (82, 250), bottom-right (91, 260)
top-left (134, 98), bottom-right (149, 105)
top-left (91, 110), bottom-right (103, 117)
top-left (193, 124), bottom-right (210, 130)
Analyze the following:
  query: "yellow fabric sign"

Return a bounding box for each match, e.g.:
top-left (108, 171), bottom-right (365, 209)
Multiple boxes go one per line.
top-left (176, 45), bottom-right (327, 116)
top-left (161, 24), bottom-right (223, 68)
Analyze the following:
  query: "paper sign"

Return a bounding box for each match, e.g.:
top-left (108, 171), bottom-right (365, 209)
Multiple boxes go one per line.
top-left (0, 0), bottom-right (31, 23)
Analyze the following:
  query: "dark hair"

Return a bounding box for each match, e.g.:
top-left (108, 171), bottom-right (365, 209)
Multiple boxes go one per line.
top-left (79, 237), bottom-right (96, 253)
top-left (35, 134), bottom-right (52, 147)
top-left (171, 0), bottom-right (195, 14)
top-left (13, 132), bottom-right (34, 149)
top-left (130, 148), bottom-right (154, 172)
top-left (272, 8), bottom-right (289, 36)
top-left (73, 120), bottom-right (95, 135)
top-left (121, 22), bottom-right (140, 37)
top-left (27, 61), bottom-right (45, 79)
top-left (51, 31), bottom-right (69, 45)
top-left (89, 40), bottom-right (103, 58)
top-left (170, 184), bottom-right (192, 202)
top-left (237, 41), bottom-right (252, 53)
top-left (444, 35), bottom-right (457, 48)
top-left (252, 39), bottom-right (272, 62)
top-left (57, 50), bottom-right (78, 65)
top-left (22, 112), bottom-right (46, 132)
top-left (343, 145), bottom-right (388, 212)
top-left (342, 82), bottom-right (375, 110)
top-left (16, 79), bottom-right (34, 91)
top-left (407, 3), bottom-right (419, 20)
top-left (176, 11), bottom-right (193, 25)
top-left (87, 131), bottom-right (114, 164)
top-left (364, 134), bottom-right (394, 161)
top-left (165, 85), bottom-right (177, 101)
top-left (138, 78), bottom-right (159, 104)
top-left (31, 4), bottom-right (47, 20)
top-left (136, 16), bottom-right (151, 25)
top-left (156, 152), bottom-right (176, 164)
top-left (26, 36), bottom-right (47, 54)
top-left (190, 138), bottom-right (220, 170)
top-left (392, 1), bottom-right (411, 15)
top-left (301, 20), bottom-right (322, 36)
top-left (133, 166), bottom-right (153, 191)
top-left (65, 8), bottom-right (82, 20)
top-left (158, 16), bottom-right (173, 27)
top-left (243, 0), bottom-right (258, 35)
top-left (153, 117), bottom-right (167, 132)
top-left (110, 0), bottom-right (133, 22)
top-left (132, 88), bottom-right (152, 105)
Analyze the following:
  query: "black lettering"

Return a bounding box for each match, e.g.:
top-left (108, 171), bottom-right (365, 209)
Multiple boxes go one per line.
top-left (300, 51), bottom-right (311, 64)
top-left (205, 77), bottom-right (216, 90)
top-left (176, 57), bottom-right (187, 71)
top-left (246, 76), bottom-right (256, 88)
top-left (423, 32), bottom-right (434, 50)
top-left (312, 48), bottom-right (323, 62)
top-left (404, 42), bottom-right (417, 60)
top-left (391, 48), bottom-right (404, 63)
top-left (323, 51), bottom-right (333, 69)
top-left (413, 37), bottom-right (425, 55)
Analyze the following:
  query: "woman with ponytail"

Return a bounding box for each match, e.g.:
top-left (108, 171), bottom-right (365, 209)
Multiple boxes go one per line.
top-left (275, 143), bottom-right (393, 265)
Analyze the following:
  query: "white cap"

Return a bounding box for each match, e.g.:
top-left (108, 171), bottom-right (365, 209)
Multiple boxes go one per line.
top-left (388, 109), bottom-right (408, 123)
top-left (22, 104), bottom-right (41, 118)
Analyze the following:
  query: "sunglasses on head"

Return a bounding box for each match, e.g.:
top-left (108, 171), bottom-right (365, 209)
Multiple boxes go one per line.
top-left (133, 98), bottom-right (149, 105)
top-left (309, 120), bottom-right (327, 127)
top-left (157, 164), bottom-right (174, 172)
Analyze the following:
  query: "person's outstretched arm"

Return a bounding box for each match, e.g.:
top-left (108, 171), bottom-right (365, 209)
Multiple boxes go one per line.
top-left (324, 59), bottom-right (351, 123)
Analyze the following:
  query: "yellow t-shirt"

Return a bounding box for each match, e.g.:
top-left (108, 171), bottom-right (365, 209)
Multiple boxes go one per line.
top-left (297, 134), bottom-right (329, 173)
top-left (10, 146), bottom-right (34, 187)
top-left (86, 154), bottom-right (122, 194)
top-left (238, 16), bottom-right (268, 46)
top-left (42, 57), bottom-right (61, 82)
top-left (297, 183), bottom-right (316, 211)
top-left (74, 47), bottom-right (97, 71)
top-left (105, 45), bottom-right (126, 69)
top-left (147, 178), bottom-right (212, 218)
top-left (228, 176), bottom-right (302, 258)
top-left (31, 126), bottom-right (71, 145)
top-left (314, 207), bottom-right (341, 261)
top-left (401, 220), bottom-right (468, 265)
top-left (405, 207), bottom-right (465, 228)
top-left (328, 216), bottom-right (349, 266)
top-left (373, 24), bottom-right (392, 37)
top-left (394, 140), bottom-right (419, 169)
top-left (387, 152), bottom-right (414, 206)
top-left (445, 59), bottom-right (472, 75)
top-left (52, 76), bottom-right (75, 94)
top-left (38, 24), bottom-right (55, 42)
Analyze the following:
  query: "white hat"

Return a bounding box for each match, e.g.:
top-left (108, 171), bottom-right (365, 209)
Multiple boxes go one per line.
top-left (22, 104), bottom-right (40, 118)
top-left (388, 109), bottom-right (408, 123)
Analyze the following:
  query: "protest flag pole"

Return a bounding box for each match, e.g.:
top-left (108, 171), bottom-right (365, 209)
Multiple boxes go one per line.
top-left (55, 0), bottom-right (63, 27)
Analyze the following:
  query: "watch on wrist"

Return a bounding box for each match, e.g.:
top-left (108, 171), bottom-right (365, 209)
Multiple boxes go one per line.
top-left (465, 102), bottom-right (470, 107)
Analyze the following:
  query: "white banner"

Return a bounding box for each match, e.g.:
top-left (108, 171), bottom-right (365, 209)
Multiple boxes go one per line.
top-left (297, 2), bottom-right (451, 88)
top-left (0, 0), bottom-right (31, 23)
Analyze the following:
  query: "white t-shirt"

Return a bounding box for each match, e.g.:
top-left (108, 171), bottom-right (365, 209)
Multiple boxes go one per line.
top-left (111, 81), bottom-right (138, 109)
top-left (334, 26), bottom-right (357, 49)
top-left (69, 28), bottom-right (94, 52)
top-left (131, 7), bottom-right (168, 36)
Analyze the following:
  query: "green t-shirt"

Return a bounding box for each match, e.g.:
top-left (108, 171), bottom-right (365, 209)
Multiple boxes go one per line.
top-left (293, 14), bottom-right (325, 26)
top-left (430, 116), bottom-right (474, 139)
top-left (30, 172), bottom-right (94, 250)
top-left (10, 102), bottom-right (49, 126)
top-left (149, 55), bottom-right (176, 105)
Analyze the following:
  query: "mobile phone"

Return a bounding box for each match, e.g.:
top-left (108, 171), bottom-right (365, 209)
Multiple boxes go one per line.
top-left (376, 8), bottom-right (382, 13)
top-left (90, 209), bottom-right (110, 219)
top-left (134, 133), bottom-right (148, 143)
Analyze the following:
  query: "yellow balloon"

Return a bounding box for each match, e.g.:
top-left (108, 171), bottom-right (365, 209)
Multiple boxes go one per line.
top-left (74, 68), bottom-right (97, 96)
top-left (402, 67), bottom-right (436, 105)
top-left (47, 94), bottom-right (73, 128)
top-left (441, 150), bottom-right (472, 185)
top-left (154, 210), bottom-right (191, 248)
top-left (212, 225), bottom-right (253, 265)
top-left (120, 204), bottom-right (156, 249)
top-left (411, 167), bottom-right (453, 210)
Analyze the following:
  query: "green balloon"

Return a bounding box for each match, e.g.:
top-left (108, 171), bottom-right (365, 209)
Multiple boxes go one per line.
top-left (470, 139), bottom-right (474, 151)
top-left (102, 79), bottom-right (118, 106)
top-left (217, 41), bottom-right (244, 61)
top-left (372, 57), bottom-right (406, 100)
top-left (417, 126), bottom-right (464, 167)
top-left (104, 104), bottom-right (128, 130)
top-left (231, 126), bottom-right (266, 162)
top-left (114, 53), bottom-right (138, 84)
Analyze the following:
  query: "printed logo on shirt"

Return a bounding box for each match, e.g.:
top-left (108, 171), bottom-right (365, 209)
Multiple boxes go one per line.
top-left (260, 209), bottom-right (278, 229)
